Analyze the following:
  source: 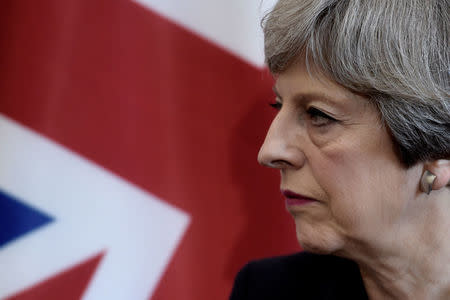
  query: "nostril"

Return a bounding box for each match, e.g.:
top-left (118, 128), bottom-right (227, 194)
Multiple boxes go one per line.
top-left (265, 160), bottom-right (291, 169)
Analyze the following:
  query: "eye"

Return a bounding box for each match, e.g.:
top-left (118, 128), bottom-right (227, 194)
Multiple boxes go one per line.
top-left (306, 107), bottom-right (337, 127)
top-left (269, 101), bottom-right (282, 111)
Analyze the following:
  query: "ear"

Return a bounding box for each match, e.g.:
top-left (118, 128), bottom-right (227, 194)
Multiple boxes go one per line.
top-left (426, 159), bottom-right (450, 190)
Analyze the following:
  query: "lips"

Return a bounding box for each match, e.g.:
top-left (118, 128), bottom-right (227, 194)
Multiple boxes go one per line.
top-left (282, 189), bottom-right (317, 206)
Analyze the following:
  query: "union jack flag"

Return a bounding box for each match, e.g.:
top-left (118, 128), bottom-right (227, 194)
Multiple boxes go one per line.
top-left (0, 0), bottom-right (298, 299)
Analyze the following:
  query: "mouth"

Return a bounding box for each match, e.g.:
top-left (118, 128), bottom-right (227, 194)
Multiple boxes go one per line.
top-left (281, 189), bottom-right (317, 206)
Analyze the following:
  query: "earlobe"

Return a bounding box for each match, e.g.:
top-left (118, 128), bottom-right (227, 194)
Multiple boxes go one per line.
top-left (423, 160), bottom-right (450, 193)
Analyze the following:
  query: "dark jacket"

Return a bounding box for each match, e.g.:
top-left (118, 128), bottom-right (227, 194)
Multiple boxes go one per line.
top-left (229, 252), bottom-right (368, 300)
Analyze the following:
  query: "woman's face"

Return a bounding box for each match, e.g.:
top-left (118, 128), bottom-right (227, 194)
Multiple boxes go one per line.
top-left (258, 59), bottom-right (422, 255)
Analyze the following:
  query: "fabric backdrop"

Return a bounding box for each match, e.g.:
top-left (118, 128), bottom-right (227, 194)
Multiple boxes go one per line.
top-left (0, 0), bottom-right (300, 299)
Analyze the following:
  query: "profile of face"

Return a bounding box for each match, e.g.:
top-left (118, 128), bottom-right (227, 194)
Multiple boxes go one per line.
top-left (258, 59), bottom-right (423, 255)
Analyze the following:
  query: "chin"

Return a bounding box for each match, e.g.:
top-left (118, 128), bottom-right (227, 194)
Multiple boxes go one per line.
top-left (295, 220), bottom-right (345, 255)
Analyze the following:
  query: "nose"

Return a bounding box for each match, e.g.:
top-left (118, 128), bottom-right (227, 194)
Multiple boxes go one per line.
top-left (257, 112), bottom-right (306, 170)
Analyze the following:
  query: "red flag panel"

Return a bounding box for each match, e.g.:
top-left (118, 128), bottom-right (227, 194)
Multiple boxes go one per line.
top-left (6, 253), bottom-right (104, 300)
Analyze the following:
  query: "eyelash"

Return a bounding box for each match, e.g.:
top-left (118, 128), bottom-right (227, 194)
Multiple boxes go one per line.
top-left (268, 102), bottom-right (337, 127)
top-left (269, 102), bottom-right (282, 110)
top-left (306, 107), bottom-right (337, 127)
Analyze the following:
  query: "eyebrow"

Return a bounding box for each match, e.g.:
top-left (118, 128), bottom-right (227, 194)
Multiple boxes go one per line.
top-left (272, 86), bottom-right (282, 99)
top-left (272, 86), bottom-right (354, 109)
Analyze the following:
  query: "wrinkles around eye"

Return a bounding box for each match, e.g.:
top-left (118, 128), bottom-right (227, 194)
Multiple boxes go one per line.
top-left (307, 107), bottom-right (338, 127)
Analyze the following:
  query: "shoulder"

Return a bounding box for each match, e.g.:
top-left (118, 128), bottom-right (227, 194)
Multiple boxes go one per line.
top-left (229, 252), bottom-right (368, 300)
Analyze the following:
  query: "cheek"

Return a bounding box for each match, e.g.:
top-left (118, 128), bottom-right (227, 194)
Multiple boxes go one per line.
top-left (311, 142), bottom-right (410, 238)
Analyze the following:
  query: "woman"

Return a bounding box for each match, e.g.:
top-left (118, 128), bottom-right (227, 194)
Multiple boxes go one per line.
top-left (230, 0), bottom-right (449, 299)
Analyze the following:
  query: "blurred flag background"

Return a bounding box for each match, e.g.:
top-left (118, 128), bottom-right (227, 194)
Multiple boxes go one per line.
top-left (0, 0), bottom-right (300, 299)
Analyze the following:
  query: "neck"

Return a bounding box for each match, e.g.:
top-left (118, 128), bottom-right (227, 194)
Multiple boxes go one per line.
top-left (358, 252), bottom-right (450, 300)
top-left (341, 189), bottom-right (450, 300)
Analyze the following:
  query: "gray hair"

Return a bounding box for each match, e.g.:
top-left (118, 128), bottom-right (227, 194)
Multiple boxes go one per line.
top-left (263, 0), bottom-right (449, 166)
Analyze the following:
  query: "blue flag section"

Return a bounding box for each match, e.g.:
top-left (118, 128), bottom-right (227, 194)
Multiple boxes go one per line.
top-left (0, 189), bottom-right (53, 248)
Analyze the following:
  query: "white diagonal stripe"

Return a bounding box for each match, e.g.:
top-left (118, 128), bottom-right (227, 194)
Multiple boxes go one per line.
top-left (132, 0), bottom-right (277, 68)
top-left (0, 113), bottom-right (190, 300)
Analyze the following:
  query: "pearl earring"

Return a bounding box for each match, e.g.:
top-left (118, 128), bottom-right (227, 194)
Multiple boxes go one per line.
top-left (420, 170), bottom-right (437, 195)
